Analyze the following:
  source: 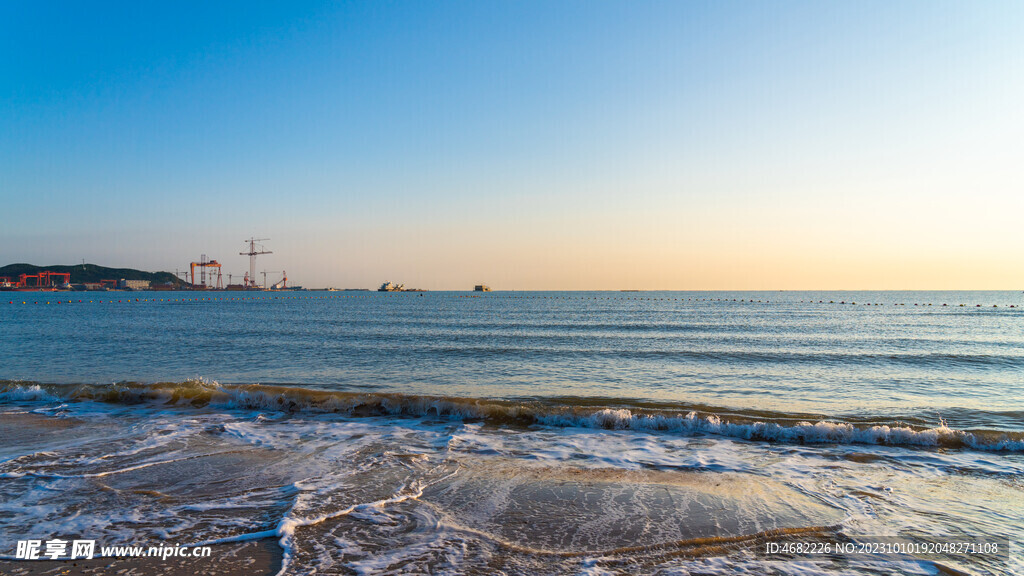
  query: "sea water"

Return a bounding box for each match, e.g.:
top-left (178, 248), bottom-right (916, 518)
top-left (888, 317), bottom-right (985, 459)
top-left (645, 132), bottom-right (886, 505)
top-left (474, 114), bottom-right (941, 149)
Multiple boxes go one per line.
top-left (1, 291), bottom-right (1022, 575)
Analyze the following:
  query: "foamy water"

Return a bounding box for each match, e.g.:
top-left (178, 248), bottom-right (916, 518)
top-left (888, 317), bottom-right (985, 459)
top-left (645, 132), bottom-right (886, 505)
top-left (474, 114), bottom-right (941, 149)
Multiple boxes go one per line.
top-left (1, 291), bottom-right (1022, 574)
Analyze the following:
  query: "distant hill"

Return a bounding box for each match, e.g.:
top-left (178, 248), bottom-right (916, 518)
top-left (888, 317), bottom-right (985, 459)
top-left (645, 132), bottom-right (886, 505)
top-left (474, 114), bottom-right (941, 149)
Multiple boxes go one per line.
top-left (0, 263), bottom-right (187, 286)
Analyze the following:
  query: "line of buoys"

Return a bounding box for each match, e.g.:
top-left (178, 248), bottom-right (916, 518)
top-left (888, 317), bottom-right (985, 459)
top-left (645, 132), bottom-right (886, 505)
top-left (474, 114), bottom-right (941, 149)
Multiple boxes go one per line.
top-left (3, 293), bottom-right (1021, 309)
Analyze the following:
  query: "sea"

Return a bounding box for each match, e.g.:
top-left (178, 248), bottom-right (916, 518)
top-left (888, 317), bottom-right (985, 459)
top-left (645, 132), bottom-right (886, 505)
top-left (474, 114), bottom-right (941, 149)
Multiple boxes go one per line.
top-left (1, 290), bottom-right (1022, 575)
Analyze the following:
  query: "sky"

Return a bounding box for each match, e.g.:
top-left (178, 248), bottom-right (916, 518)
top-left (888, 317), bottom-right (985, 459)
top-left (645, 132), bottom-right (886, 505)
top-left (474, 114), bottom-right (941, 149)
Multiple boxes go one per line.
top-left (2, 1), bottom-right (1022, 290)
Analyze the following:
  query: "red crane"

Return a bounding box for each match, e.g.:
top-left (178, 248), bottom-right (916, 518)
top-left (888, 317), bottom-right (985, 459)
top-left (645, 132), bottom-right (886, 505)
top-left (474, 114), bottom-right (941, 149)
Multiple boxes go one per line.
top-left (13, 271), bottom-right (71, 290)
top-left (189, 255), bottom-right (223, 289)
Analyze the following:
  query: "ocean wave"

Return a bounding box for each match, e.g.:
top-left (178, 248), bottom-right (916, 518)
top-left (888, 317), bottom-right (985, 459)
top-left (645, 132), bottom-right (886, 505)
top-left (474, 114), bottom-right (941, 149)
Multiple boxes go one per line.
top-left (2, 380), bottom-right (1022, 452)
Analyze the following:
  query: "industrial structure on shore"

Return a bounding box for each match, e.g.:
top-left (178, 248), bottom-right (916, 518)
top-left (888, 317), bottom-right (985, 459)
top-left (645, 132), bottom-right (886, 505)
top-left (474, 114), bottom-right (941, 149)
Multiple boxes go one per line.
top-left (1, 239), bottom-right (496, 293)
top-left (182, 239), bottom-right (298, 291)
top-left (0, 271), bottom-right (72, 291)
top-left (1, 238), bottom-right (302, 292)
top-left (0, 273), bottom-right (156, 292)
top-left (238, 237), bottom-right (271, 289)
top-left (190, 255), bottom-right (223, 289)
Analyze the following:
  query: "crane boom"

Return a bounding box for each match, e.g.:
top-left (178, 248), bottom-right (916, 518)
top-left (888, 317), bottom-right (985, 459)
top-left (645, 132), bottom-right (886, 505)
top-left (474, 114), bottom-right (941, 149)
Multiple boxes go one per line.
top-left (189, 255), bottom-right (222, 289)
top-left (240, 238), bottom-right (271, 289)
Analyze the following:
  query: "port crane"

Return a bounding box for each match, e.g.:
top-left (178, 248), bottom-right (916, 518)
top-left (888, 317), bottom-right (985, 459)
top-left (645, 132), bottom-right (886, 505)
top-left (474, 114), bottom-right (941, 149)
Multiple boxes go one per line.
top-left (2, 271), bottom-right (72, 290)
top-left (270, 271), bottom-right (287, 290)
top-left (241, 238), bottom-right (271, 289)
top-left (189, 255), bottom-right (223, 289)
top-left (23, 272), bottom-right (70, 289)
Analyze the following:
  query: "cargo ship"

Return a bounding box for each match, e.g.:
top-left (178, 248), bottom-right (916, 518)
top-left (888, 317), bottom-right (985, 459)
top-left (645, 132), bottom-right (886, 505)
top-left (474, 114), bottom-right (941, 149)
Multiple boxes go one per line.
top-left (378, 282), bottom-right (426, 292)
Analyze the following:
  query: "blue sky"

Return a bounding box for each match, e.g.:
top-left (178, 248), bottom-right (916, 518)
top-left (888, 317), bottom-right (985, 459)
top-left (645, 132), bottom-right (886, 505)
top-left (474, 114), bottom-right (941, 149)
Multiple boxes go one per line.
top-left (2, 1), bottom-right (1022, 289)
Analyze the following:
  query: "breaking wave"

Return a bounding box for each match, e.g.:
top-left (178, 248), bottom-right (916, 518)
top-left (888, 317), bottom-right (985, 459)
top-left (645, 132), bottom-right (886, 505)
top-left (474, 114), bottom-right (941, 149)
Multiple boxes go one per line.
top-left (2, 380), bottom-right (1022, 452)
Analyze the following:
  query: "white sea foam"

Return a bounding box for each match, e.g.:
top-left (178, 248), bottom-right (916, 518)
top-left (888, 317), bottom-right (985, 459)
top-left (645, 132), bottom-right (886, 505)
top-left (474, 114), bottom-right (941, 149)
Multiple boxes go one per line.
top-left (534, 408), bottom-right (1024, 451)
top-left (3, 380), bottom-right (1021, 452)
top-left (1, 394), bottom-right (1019, 576)
top-left (0, 384), bottom-right (60, 402)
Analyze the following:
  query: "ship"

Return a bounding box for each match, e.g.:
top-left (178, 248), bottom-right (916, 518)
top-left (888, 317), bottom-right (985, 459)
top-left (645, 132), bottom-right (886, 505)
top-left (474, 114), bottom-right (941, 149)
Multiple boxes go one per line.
top-left (378, 281), bottom-right (404, 292)
top-left (474, 285), bottom-right (491, 292)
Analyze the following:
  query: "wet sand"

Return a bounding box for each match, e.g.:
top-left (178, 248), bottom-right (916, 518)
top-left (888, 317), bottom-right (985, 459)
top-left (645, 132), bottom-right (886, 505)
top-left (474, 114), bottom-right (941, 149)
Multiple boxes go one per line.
top-left (2, 396), bottom-right (1019, 575)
